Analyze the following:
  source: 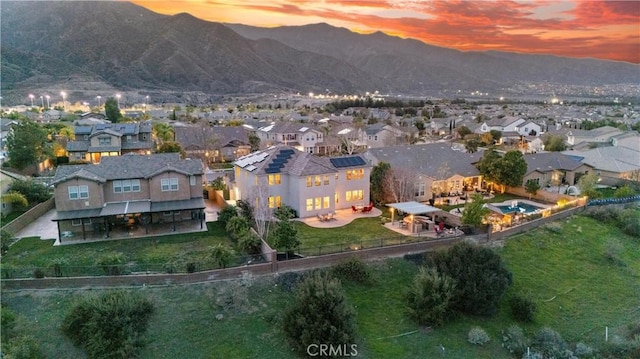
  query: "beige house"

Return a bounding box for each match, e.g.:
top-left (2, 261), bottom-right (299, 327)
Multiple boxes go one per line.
top-left (51, 153), bottom-right (205, 241)
top-left (522, 152), bottom-right (594, 188)
top-left (233, 145), bottom-right (370, 218)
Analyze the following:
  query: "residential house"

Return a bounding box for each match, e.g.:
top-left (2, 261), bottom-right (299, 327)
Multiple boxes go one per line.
top-left (232, 145), bottom-right (370, 218)
top-left (0, 118), bottom-right (18, 150)
top-left (174, 125), bottom-right (251, 164)
top-left (363, 123), bottom-right (414, 148)
top-left (255, 122), bottom-right (332, 154)
top-left (563, 135), bottom-right (640, 185)
top-left (364, 144), bottom-right (485, 202)
top-left (522, 152), bottom-right (594, 188)
top-left (51, 153), bottom-right (205, 241)
top-left (478, 116), bottom-right (525, 133)
top-left (66, 122), bottom-right (153, 163)
top-left (567, 126), bottom-right (623, 147)
top-left (515, 120), bottom-right (543, 136)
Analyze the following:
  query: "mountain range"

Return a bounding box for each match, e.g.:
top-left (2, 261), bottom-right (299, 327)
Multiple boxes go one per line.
top-left (1, 1), bottom-right (638, 104)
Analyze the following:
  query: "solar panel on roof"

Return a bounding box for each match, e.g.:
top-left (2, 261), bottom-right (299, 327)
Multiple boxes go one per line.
top-left (330, 156), bottom-right (366, 168)
top-left (246, 165), bottom-right (257, 172)
top-left (96, 124), bottom-right (105, 130)
top-left (265, 167), bottom-right (280, 174)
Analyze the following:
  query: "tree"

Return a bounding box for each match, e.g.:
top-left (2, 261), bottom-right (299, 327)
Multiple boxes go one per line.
top-left (272, 206), bottom-right (299, 256)
top-left (370, 162), bottom-right (391, 204)
top-left (152, 123), bottom-right (174, 144)
top-left (384, 166), bottom-right (416, 203)
top-left (457, 126), bottom-right (472, 138)
top-left (464, 135), bottom-right (481, 153)
top-left (1, 192), bottom-right (28, 208)
top-left (430, 241), bottom-right (512, 316)
top-left (476, 148), bottom-right (501, 186)
top-left (489, 130), bottom-right (502, 144)
top-left (248, 132), bottom-right (261, 152)
top-left (282, 271), bottom-right (357, 356)
top-left (542, 134), bottom-right (567, 151)
top-left (104, 97), bottom-right (122, 123)
top-left (156, 141), bottom-right (185, 158)
top-left (217, 205), bottom-right (238, 228)
top-left (461, 193), bottom-right (489, 226)
top-left (8, 180), bottom-right (51, 204)
top-left (493, 151), bottom-right (527, 192)
top-left (414, 119), bottom-right (426, 136)
top-left (6, 120), bottom-right (48, 170)
top-left (525, 179), bottom-right (540, 199)
top-left (405, 267), bottom-right (456, 327)
top-left (577, 172), bottom-right (600, 198)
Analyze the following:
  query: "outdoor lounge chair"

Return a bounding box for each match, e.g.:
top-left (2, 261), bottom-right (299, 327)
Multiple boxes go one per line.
top-left (352, 205), bottom-right (358, 213)
top-left (317, 213), bottom-right (325, 222)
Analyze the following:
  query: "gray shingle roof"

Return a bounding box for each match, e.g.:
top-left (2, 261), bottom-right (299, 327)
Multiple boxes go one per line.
top-left (523, 152), bottom-right (587, 175)
top-left (365, 143), bottom-right (484, 178)
top-left (66, 141), bottom-right (90, 152)
top-left (174, 126), bottom-right (250, 150)
top-left (53, 153), bottom-right (203, 184)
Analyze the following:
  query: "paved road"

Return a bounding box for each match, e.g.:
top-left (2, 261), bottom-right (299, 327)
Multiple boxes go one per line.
top-left (15, 209), bottom-right (58, 240)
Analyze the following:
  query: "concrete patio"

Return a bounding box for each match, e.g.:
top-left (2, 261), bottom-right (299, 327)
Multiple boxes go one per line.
top-left (295, 207), bottom-right (383, 228)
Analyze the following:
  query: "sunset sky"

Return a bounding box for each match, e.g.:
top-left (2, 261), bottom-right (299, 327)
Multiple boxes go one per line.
top-left (130, 1), bottom-right (640, 64)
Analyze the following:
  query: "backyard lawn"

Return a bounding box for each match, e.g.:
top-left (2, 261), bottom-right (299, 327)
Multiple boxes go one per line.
top-left (2, 214), bottom-right (638, 358)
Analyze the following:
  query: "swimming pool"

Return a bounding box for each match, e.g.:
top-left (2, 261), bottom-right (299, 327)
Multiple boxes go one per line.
top-left (493, 201), bottom-right (545, 214)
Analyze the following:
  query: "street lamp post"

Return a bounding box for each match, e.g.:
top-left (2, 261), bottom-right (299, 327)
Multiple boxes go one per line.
top-left (145, 95), bottom-right (149, 112)
top-left (40, 96), bottom-right (44, 108)
top-left (60, 91), bottom-right (67, 111)
top-left (96, 95), bottom-right (102, 108)
top-left (29, 94), bottom-right (34, 107)
top-left (45, 95), bottom-right (50, 108)
top-left (115, 93), bottom-right (121, 109)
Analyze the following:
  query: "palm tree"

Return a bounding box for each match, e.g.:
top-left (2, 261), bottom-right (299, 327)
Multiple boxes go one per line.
top-left (152, 123), bottom-right (174, 145)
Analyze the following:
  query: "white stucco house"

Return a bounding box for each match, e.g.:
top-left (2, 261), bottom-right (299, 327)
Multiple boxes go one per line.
top-left (232, 145), bottom-right (371, 218)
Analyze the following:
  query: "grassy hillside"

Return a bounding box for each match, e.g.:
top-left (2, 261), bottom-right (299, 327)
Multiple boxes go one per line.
top-left (2, 214), bottom-right (639, 358)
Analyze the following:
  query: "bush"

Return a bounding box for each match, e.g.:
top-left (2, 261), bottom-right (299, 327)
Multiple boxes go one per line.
top-left (3, 335), bottom-right (45, 359)
top-left (509, 294), bottom-right (537, 322)
top-left (614, 185), bottom-right (636, 198)
top-left (1, 304), bottom-right (17, 345)
top-left (282, 271), bottom-right (357, 355)
top-left (8, 180), bottom-right (51, 204)
top-left (217, 205), bottom-right (238, 228)
top-left (619, 209), bottom-right (640, 238)
top-left (574, 342), bottom-right (594, 357)
top-left (208, 243), bottom-right (235, 269)
top-left (186, 262), bottom-right (197, 273)
top-left (50, 258), bottom-right (69, 277)
top-left (97, 252), bottom-right (126, 276)
top-left (468, 327), bottom-right (490, 345)
top-left (61, 291), bottom-right (155, 359)
top-left (429, 241), bottom-right (512, 316)
top-left (275, 271), bottom-right (307, 292)
top-left (502, 325), bottom-right (527, 356)
top-left (531, 327), bottom-right (570, 358)
top-left (225, 216), bottom-right (250, 241)
top-left (32, 268), bottom-right (45, 278)
top-left (238, 231), bottom-right (262, 255)
top-left (331, 256), bottom-right (373, 284)
top-left (544, 222), bottom-right (563, 234)
top-left (405, 267), bottom-right (456, 327)
top-left (236, 199), bottom-right (254, 223)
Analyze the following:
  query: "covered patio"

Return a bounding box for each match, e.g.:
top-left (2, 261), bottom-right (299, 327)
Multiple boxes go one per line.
top-left (386, 201), bottom-right (446, 235)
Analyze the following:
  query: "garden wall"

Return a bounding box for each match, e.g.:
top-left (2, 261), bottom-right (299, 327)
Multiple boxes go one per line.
top-left (489, 204), bottom-right (586, 241)
top-left (1, 198), bottom-right (54, 236)
top-left (505, 186), bottom-right (574, 204)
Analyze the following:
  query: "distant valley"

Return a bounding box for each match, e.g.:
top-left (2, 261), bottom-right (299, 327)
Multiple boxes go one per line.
top-left (1, 1), bottom-right (639, 105)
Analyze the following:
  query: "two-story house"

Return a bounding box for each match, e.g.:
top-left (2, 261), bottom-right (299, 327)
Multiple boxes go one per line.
top-left (232, 145), bottom-right (371, 218)
top-left (51, 153), bottom-right (205, 241)
top-left (66, 122), bottom-right (153, 163)
top-left (256, 122), bottom-right (333, 154)
top-left (174, 125), bottom-right (252, 164)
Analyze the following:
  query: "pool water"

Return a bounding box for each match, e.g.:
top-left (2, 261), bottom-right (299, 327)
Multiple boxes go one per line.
top-left (494, 202), bottom-right (543, 214)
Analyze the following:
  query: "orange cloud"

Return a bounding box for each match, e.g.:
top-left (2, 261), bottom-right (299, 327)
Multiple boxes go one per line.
top-left (130, 0), bottom-right (640, 63)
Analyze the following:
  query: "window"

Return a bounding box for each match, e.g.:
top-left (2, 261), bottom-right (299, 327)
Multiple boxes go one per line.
top-left (306, 198), bottom-right (313, 211)
top-left (335, 173), bottom-right (339, 180)
top-left (68, 185), bottom-right (89, 200)
top-left (142, 134), bottom-right (147, 140)
top-left (98, 137), bottom-right (111, 146)
top-left (268, 174), bottom-right (281, 185)
top-left (268, 195), bottom-right (281, 209)
top-left (113, 179), bottom-right (140, 193)
top-left (306, 176), bottom-right (312, 187)
top-left (161, 178), bottom-right (179, 191)
top-left (346, 189), bottom-right (363, 202)
top-left (315, 176), bottom-right (322, 186)
top-left (415, 183), bottom-right (425, 197)
top-left (126, 135), bottom-right (132, 141)
top-left (315, 197), bottom-right (321, 210)
top-left (346, 169), bottom-right (364, 180)
top-left (323, 196), bottom-right (330, 209)
top-left (323, 175), bottom-right (329, 185)
top-left (335, 192), bottom-right (339, 204)
top-left (71, 218), bottom-right (91, 226)
top-left (190, 176), bottom-right (196, 186)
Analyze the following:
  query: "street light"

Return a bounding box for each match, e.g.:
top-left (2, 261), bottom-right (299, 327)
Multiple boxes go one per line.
top-left (145, 95), bottom-right (149, 112)
top-left (115, 93), bottom-right (121, 109)
top-left (96, 95), bottom-right (102, 108)
top-left (60, 91), bottom-right (67, 111)
top-left (29, 94), bottom-right (34, 107)
top-left (45, 95), bottom-right (50, 108)
top-left (39, 96), bottom-right (44, 108)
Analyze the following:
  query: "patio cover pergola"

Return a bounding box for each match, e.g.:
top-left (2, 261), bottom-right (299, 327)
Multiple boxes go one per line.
top-left (386, 201), bottom-right (440, 223)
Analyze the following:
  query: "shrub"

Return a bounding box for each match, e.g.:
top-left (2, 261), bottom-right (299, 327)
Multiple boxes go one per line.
top-left (209, 243), bottom-right (235, 269)
top-left (238, 231), bottom-right (262, 255)
top-left (429, 241), bottom-right (512, 316)
top-left (1, 229), bottom-right (14, 255)
top-left (574, 342), bottom-right (594, 357)
top-left (50, 258), bottom-right (69, 277)
top-left (236, 199), bottom-right (254, 223)
top-left (1, 304), bottom-right (17, 345)
top-left (502, 325), bottom-right (527, 356)
top-left (217, 205), bottom-right (238, 228)
top-left (276, 271), bottom-right (307, 292)
top-left (544, 222), bottom-right (563, 234)
top-left (225, 216), bottom-right (250, 241)
top-left (619, 209), bottom-right (640, 238)
top-left (8, 180), bottom-right (51, 204)
top-left (405, 267), bottom-right (456, 327)
top-left (531, 327), bottom-right (569, 358)
top-left (509, 294), bottom-right (537, 322)
top-left (282, 271), bottom-right (356, 355)
top-left (468, 327), bottom-right (490, 345)
top-left (614, 185), bottom-right (636, 198)
top-left (33, 268), bottom-right (45, 278)
top-left (61, 291), bottom-right (155, 359)
top-left (186, 262), bottom-right (197, 273)
top-left (331, 256), bottom-right (373, 284)
top-left (97, 252), bottom-right (126, 276)
top-left (3, 335), bottom-right (44, 359)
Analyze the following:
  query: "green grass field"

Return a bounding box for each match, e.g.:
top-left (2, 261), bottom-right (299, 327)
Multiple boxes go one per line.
top-left (2, 214), bottom-right (639, 358)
